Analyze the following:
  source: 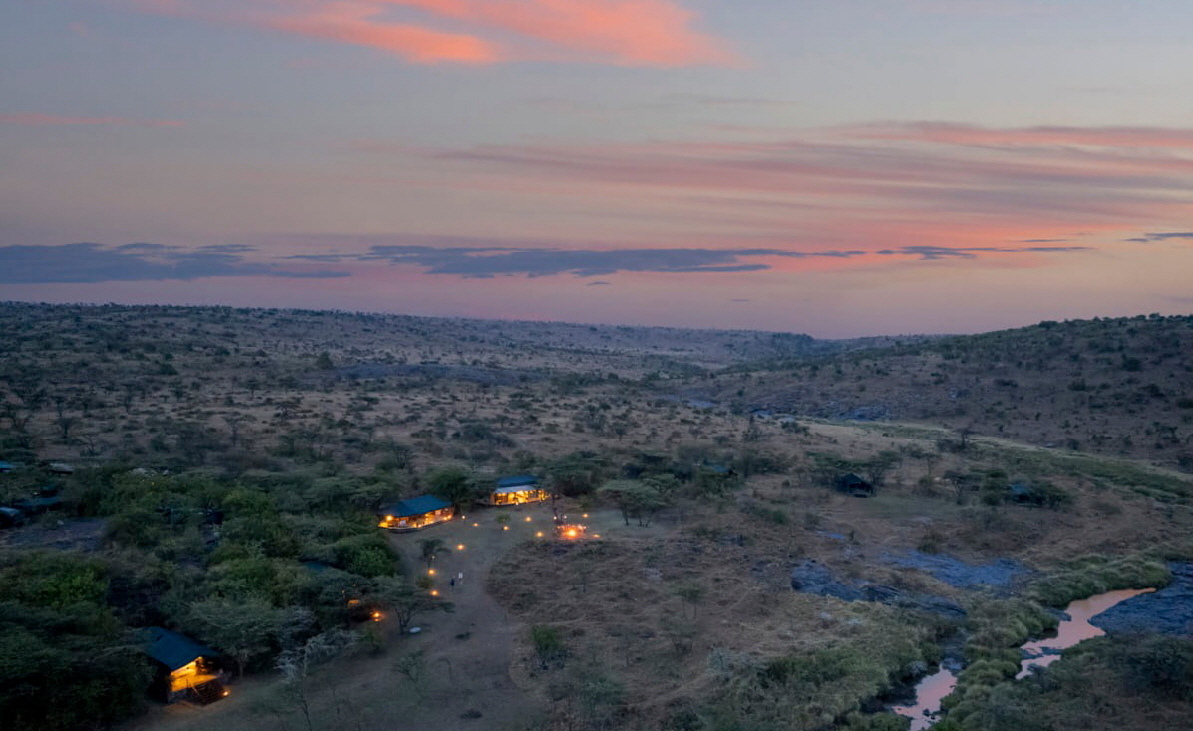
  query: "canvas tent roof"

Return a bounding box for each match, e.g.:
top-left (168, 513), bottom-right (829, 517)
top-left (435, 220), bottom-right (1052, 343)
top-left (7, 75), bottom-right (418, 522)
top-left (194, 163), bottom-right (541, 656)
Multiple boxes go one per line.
top-left (380, 495), bottom-right (451, 518)
top-left (145, 627), bottom-right (217, 671)
top-left (495, 484), bottom-right (541, 495)
top-left (496, 475), bottom-right (538, 489)
top-left (13, 495), bottom-right (64, 512)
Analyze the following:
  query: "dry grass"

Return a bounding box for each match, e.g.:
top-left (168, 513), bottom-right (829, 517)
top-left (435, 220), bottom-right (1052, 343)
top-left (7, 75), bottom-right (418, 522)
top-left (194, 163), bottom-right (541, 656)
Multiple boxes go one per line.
top-left (2, 303), bottom-right (1191, 731)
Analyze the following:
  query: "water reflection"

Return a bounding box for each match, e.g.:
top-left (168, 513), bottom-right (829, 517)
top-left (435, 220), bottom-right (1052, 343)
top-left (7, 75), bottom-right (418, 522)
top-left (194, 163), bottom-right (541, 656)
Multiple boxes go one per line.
top-left (890, 667), bottom-right (957, 731)
top-left (1017, 587), bottom-right (1155, 679)
top-left (892, 587), bottom-right (1155, 729)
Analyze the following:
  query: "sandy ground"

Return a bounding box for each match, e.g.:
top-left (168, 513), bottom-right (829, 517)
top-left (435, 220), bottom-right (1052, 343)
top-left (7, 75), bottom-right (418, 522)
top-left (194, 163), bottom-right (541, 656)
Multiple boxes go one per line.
top-left (378, 501), bottom-right (556, 730)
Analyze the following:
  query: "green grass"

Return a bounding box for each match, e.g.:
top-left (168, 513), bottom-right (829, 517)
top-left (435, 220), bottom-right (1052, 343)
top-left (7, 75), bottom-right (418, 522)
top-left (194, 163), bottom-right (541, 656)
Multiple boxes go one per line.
top-left (971, 439), bottom-right (1193, 503)
top-left (700, 603), bottom-right (939, 731)
top-left (1027, 554), bottom-right (1172, 607)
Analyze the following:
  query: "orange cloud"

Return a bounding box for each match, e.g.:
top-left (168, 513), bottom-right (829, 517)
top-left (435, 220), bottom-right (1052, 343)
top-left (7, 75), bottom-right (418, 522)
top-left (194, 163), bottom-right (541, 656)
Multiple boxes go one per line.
top-left (263, 2), bottom-right (499, 64)
top-left (107, 0), bottom-right (738, 66)
top-left (0, 113), bottom-right (184, 127)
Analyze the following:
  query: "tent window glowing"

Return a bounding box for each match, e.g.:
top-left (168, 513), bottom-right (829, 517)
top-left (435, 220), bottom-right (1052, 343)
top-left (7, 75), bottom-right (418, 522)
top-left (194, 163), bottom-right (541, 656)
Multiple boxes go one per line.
top-left (377, 495), bottom-right (454, 531)
top-left (489, 476), bottom-right (548, 506)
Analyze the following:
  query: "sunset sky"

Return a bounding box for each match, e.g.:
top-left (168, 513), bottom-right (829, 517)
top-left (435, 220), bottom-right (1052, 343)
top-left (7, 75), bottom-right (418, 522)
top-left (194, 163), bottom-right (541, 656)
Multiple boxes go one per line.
top-left (3, 1), bottom-right (1192, 337)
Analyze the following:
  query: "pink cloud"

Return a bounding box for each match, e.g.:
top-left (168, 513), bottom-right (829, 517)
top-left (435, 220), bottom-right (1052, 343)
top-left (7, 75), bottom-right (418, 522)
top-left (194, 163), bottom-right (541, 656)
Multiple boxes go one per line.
top-left (389, 0), bottom-right (739, 66)
top-left (0, 113), bottom-right (184, 127)
top-left (107, 0), bottom-right (738, 66)
top-left (262, 2), bottom-right (499, 64)
top-left (847, 122), bottom-right (1193, 149)
top-left (413, 122), bottom-right (1193, 255)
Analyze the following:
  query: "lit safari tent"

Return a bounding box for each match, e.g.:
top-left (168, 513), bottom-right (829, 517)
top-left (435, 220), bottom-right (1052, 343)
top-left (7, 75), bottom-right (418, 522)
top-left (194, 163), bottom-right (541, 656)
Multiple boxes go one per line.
top-left (144, 627), bottom-right (228, 705)
top-left (377, 495), bottom-right (454, 531)
top-left (487, 475), bottom-right (549, 506)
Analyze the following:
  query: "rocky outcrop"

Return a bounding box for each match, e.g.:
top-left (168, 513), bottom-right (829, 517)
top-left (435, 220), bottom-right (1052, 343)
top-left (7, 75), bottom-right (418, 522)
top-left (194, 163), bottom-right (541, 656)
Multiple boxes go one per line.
top-left (1092, 562), bottom-right (1193, 635)
top-left (790, 560), bottom-right (966, 619)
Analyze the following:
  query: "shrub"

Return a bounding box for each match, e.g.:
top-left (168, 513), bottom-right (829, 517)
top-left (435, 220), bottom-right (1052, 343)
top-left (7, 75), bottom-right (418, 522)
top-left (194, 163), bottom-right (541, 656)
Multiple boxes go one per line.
top-left (1114, 634), bottom-right (1193, 699)
top-left (530, 624), bottom-right (567, 668)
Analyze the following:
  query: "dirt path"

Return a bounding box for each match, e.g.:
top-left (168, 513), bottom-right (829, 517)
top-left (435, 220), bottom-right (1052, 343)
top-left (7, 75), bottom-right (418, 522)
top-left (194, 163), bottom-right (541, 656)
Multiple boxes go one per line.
top-left (378, 502), bottom-right (556, 729)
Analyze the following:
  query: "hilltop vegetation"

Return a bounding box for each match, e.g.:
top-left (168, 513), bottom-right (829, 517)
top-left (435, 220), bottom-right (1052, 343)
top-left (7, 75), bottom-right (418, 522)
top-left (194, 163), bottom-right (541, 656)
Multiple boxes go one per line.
top-left (692, 314), bottom-right (1193, 471)
top-left (1, 302), bottom-right (1192, 731)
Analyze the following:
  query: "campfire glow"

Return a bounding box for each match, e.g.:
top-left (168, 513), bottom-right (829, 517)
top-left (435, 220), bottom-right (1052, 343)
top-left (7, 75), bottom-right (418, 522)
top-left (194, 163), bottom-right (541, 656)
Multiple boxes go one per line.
top-left (556, 524), bottom-right (587, 540)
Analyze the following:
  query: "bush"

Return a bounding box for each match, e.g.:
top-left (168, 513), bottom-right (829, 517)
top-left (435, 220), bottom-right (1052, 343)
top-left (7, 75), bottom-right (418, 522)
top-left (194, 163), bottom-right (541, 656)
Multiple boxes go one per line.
top-left (1115, 635), bottom-right (1193, 699)
top-left (530, 624), bottom-right (567, 668)
top-left (333, 533), bottom-right (400, 577)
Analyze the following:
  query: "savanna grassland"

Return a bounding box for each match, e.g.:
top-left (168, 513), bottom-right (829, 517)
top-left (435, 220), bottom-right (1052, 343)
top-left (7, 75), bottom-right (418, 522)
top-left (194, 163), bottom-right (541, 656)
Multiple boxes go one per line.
top-left (1, 302), bottom-right (1192, 731)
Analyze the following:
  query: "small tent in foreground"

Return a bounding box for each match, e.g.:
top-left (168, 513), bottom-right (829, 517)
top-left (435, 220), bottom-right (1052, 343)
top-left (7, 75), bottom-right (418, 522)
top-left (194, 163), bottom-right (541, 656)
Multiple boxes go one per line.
top-left (377, 495), bottom-right (454, 531)
top-left (487, 475), bottom-right (549, 506)
top-left (837, 473), bottom-right (874, 497)
top-left (145, 627), bottom-right (227, 704)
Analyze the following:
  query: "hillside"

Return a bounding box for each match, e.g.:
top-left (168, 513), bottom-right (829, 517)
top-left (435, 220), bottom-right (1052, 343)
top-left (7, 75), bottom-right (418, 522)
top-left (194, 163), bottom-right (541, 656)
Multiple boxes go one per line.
top-left (685, 314), bottom-right (1193, 471)
top-left (1, 302), bottom-right (1192, 731)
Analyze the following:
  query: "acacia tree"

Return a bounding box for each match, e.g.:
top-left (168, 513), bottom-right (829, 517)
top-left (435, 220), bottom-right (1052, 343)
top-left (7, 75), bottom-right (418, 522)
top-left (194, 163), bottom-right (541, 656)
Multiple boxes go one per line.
top-left (426, 466), bottom-right (481, 513)
top-left (187, 597), bottom-right (284, 677)
top-left (418, 538), bottom-right (450, 570)
top-left (598, 480), bottom-right (667, 527)
top-left (275, 628), bottom-right (358, 731)
top-left (372, 577), bottom-right (453, 633)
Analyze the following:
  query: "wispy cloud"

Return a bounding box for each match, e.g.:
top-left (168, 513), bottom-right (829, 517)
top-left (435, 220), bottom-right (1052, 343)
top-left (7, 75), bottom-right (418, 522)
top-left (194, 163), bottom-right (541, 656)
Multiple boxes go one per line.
top-left (877, 245), bottom-right (1090, 261)
top-left (285, 238), bottom-right (1091, 278)
top-left (846, 122), bottom-right (1193, 149)
top-left (261, 2), bottom-right (500, 64)
top-left (420, 122), bottom-right (1193, 250)
top-left (0, 242), bottom-right (348, 283)
top-left (1124, 231), bottom-right (1193, 243)
top-left (0, 113), bottom-right (184, 127)
top-left (109, 0), bottom-right (738, 67)
top-left (362, 244), bottom-right (780, 276)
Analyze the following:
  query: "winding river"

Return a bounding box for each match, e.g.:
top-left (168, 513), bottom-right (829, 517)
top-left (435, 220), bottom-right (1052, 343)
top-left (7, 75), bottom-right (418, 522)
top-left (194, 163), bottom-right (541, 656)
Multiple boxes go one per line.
top-left (891, 587), bottom-right (1155, 729)
top-left (1016, 587), bottom-right (1155, 678)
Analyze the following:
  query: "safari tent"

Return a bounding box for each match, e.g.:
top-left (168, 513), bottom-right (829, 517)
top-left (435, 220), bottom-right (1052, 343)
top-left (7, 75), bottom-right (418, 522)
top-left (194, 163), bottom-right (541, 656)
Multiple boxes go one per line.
top-left (837, 473), bottom-right (874, 497)
top-left (377, 495), bottom-right (454, 531)
top-left (488, 475), bottom-right (549, 506)
top-left (145, 627), bottom-right (227, 704)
